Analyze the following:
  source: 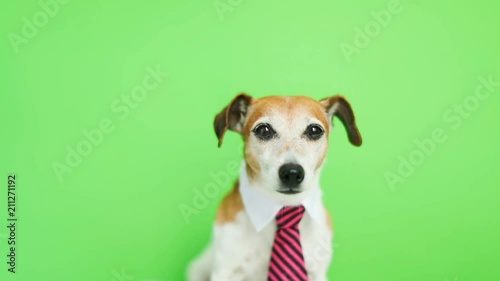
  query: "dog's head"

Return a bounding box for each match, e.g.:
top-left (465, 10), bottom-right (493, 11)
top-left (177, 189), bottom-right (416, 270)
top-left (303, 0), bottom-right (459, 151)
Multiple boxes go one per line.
top-left (214, 94), bottom-right (362, 204)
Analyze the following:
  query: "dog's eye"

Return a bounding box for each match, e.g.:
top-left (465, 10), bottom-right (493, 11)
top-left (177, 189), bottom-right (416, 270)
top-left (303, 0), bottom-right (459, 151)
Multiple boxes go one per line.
top-left (304, 124), bottom-right (324, 140)
top-left (253, 123), bottom-right (277, 141)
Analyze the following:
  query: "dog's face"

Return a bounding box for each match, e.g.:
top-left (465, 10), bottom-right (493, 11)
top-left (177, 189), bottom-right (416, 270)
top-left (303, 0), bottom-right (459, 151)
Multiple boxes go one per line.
top-left (243, 97), bottom-right (331, 196)
top-left (214, 94), bottom-right (362, 204)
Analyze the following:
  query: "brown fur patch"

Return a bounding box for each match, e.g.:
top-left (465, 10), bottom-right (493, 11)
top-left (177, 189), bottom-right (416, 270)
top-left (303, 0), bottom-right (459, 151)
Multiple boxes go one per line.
top-left (320, 95), bottom-right (362, 146)
top-left (244, 150), bottom-right (260, 182)
top-left (216, 181), bottom-right (244, 224)
top-left (315, 149), bottom-right (328, 171)
top-left (243, 96), bottom-right (330, 139)
top-left (325, 208), bottom-right (333, 231)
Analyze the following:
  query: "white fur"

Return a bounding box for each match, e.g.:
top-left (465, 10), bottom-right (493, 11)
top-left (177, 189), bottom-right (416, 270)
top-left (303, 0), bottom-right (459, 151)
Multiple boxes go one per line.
top-left (188, 208), bottom-right (332, 281)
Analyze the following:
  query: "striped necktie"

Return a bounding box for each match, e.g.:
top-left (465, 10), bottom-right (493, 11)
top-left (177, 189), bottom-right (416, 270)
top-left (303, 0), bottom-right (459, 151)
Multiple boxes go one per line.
top-left (268, 205), bottom-right (309, 281)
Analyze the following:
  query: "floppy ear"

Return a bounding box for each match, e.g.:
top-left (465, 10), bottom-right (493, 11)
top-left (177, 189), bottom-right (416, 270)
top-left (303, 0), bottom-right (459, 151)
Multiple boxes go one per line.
top-left (214, 93), bottom-right (253, 147)
top-left (320, 95), bottom-right (362, 146)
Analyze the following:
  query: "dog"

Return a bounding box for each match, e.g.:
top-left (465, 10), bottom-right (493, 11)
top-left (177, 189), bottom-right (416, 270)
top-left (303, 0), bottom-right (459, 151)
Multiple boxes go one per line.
top-left (187, 94), bottom-right (362, 281)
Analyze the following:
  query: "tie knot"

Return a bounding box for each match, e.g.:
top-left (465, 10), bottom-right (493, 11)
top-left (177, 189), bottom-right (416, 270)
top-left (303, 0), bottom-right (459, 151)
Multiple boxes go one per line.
top-left (276, 206), bottom-right (305, 229)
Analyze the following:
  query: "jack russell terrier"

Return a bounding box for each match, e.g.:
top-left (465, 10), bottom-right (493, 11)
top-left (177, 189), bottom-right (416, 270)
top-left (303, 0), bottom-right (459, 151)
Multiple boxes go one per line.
top-left (188, 94), bottom-right (362, 281)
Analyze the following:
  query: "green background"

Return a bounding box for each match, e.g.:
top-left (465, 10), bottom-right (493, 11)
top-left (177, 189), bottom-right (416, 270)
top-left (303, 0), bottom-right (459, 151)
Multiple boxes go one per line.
top-left (1, 0), bottom-right (499, 280)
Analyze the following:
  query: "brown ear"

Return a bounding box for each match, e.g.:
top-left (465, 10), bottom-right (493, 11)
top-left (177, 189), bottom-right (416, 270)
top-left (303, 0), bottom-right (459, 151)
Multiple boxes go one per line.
top-left (214, 93), bottom-right (253, 147)
top-left (320, 95), bottom-right (362, 146)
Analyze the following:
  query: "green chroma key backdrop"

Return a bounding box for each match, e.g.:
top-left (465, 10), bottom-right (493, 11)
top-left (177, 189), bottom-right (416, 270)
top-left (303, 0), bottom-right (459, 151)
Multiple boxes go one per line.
top-left (1, 0), bottom-right (499, 280)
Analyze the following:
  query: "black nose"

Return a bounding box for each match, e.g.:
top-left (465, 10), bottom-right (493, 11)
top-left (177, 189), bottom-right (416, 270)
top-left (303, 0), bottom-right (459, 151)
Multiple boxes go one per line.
top-left (279, 164), bottom-right (305, 188)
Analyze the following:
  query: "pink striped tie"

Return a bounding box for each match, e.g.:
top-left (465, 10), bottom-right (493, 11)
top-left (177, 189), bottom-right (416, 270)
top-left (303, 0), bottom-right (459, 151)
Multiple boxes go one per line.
top-left (268, 206), bottom-right (309, 281)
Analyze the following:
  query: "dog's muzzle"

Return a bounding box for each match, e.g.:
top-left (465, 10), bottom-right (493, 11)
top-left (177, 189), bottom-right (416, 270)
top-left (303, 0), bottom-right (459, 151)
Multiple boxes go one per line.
top-left (278, 164), bottom-right (305, 193)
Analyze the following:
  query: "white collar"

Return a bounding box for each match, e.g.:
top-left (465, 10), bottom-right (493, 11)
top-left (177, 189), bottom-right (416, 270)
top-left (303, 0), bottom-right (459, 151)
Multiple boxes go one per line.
top-left (239, 161), bottom-right (326, 232)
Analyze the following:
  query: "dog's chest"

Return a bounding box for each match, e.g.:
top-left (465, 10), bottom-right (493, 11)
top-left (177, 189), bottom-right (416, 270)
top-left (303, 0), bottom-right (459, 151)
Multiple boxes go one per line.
top-left (213, 210), bottom-right (332, 280)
